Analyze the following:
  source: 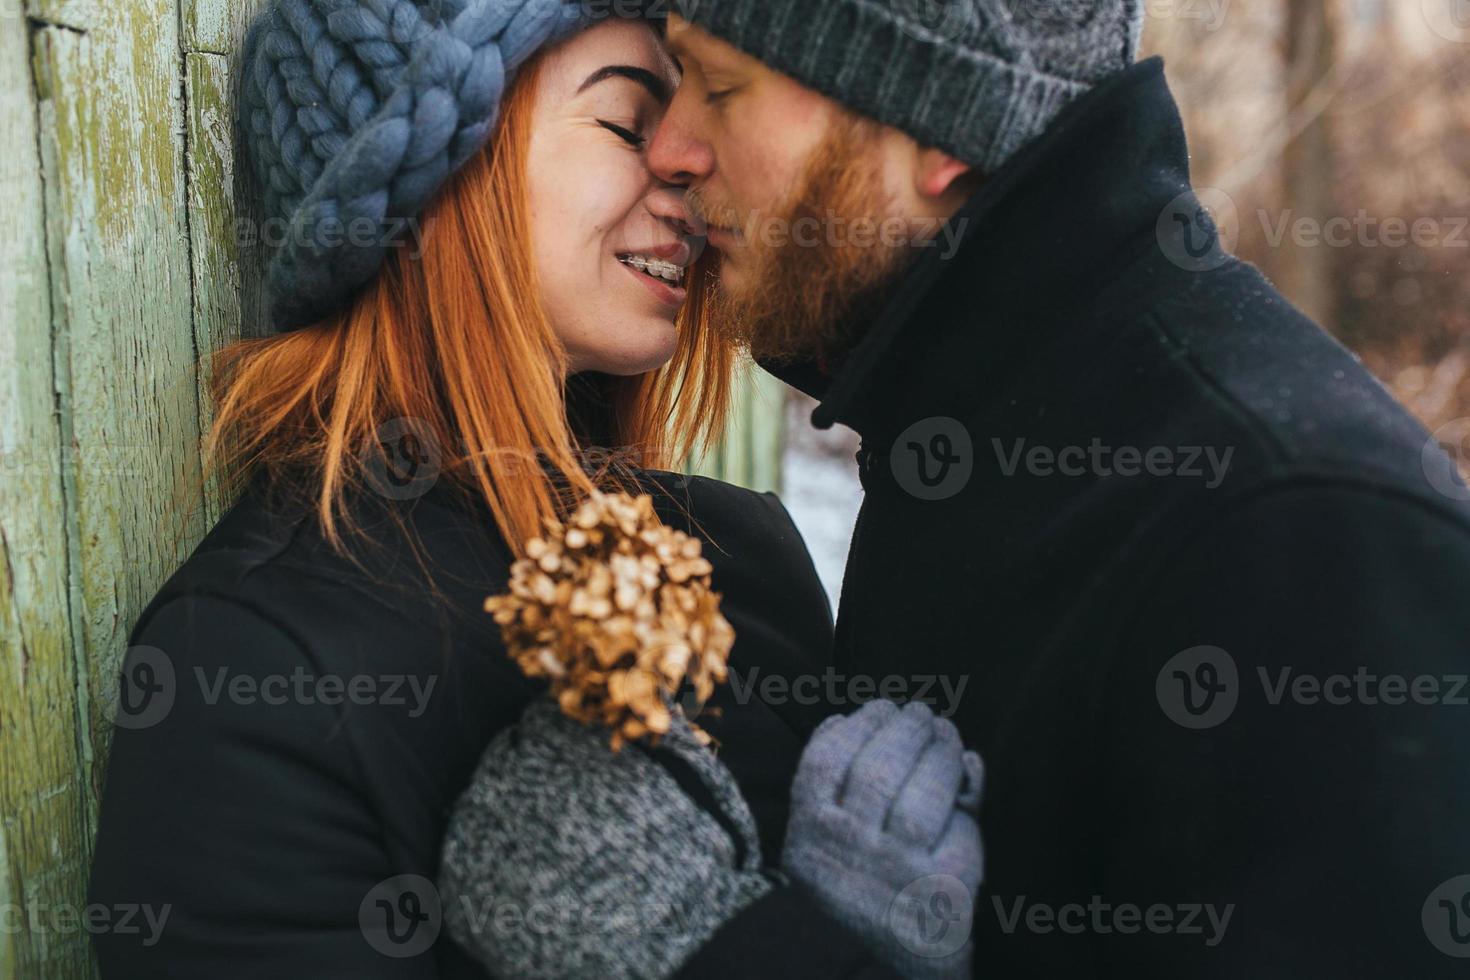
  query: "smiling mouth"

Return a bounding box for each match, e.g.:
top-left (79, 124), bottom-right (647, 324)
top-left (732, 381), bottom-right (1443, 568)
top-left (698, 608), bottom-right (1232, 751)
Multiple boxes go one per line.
top-left (617, 253), bottom-right (687, 286)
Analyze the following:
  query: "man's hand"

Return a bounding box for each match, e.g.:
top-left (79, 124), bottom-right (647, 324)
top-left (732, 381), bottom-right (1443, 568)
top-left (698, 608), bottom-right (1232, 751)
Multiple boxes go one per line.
top-left (782, 700), bottom-right (984, 980)
top-left (438, 699), bottom-right (771, 980)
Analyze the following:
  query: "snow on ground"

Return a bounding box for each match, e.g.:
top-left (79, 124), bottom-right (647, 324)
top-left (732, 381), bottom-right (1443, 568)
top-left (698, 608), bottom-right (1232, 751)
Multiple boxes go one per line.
top-left (778, 391), bottom-right (865, 612)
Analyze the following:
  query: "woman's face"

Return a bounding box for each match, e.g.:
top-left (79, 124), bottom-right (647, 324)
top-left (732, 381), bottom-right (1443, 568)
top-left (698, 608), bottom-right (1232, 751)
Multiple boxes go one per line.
top-left (526, 20), bottom-right (694, 377)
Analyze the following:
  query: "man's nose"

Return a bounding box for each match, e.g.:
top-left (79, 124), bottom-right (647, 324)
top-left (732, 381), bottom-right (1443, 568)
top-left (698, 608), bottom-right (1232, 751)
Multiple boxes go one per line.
top-left (648, 87), bottom-right (714, 187)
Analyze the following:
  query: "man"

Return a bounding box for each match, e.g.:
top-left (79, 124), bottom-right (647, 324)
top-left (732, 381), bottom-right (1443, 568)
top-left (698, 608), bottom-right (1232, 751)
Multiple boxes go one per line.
top-left (448, 1), bottom-right (1470, 976)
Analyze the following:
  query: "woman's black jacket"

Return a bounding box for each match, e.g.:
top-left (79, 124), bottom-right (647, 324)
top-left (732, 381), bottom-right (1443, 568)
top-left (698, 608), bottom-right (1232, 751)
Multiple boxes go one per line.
top-left (88, 469), bottom-right (889, 977)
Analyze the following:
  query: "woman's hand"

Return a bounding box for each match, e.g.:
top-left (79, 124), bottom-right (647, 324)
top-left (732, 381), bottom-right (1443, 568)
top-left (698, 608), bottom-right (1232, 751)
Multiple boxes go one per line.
top-left (782, 700), bottom-right (985, 980)
top-left (438, 699), bottom-right (772, 980)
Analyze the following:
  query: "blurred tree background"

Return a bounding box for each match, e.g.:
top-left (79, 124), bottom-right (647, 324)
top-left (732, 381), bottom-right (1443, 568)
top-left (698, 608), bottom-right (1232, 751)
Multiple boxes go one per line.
top-left (1145, 0), bottom-right (1470, 429)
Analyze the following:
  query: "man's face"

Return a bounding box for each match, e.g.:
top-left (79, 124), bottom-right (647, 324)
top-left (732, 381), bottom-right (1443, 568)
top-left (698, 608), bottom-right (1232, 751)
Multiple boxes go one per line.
top-left (649, 16), bottom-right (921, 363)
top-left (651, 16), bottom-right (837, 295)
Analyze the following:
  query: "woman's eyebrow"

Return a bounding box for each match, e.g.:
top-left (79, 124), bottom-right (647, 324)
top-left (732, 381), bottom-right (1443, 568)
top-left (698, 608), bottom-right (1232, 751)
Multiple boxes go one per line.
top-left (578, 65), bottom-right (670, 102)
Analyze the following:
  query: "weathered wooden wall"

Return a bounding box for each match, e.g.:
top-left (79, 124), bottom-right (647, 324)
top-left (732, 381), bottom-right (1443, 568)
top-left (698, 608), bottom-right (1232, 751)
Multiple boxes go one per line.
top-left (0, 4), bottom-right (781, 975)
top-left (1, 0), bottom-right (266, 974)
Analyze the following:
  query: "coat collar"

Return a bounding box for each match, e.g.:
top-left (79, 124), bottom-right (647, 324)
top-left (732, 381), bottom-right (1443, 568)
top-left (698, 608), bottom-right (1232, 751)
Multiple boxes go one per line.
top-left (762, 57), bottom-right (1194, 445)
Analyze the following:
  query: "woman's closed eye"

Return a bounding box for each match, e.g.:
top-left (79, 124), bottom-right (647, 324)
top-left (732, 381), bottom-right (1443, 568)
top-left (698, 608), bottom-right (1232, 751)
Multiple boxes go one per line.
top-left (598, 119), bottom-right (647, 148)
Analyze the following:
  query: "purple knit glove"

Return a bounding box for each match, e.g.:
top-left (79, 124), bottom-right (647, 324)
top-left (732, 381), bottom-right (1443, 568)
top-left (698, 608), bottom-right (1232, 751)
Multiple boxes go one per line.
top-left (781, 700), bottom-right (985, 980)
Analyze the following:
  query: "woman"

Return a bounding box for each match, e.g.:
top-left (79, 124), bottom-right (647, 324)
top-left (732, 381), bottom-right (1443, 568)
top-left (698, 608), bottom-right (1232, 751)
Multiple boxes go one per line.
top-left (88, 4), bottom-right (977, 978)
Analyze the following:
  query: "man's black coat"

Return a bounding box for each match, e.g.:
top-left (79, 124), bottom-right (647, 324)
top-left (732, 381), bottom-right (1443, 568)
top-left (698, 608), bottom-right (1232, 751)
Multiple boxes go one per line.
top-left (751, 56), bottom-right (1470, 977)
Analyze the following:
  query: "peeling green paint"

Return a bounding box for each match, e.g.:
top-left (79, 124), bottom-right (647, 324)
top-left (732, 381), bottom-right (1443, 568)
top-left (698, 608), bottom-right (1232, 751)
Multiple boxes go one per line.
top-left (2, 0), bottom-right (224, 974)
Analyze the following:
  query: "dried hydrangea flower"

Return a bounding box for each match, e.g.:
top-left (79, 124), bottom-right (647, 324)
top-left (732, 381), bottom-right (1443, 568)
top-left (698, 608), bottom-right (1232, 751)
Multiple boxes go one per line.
top-left (485, 491), bottom-right (735, 749)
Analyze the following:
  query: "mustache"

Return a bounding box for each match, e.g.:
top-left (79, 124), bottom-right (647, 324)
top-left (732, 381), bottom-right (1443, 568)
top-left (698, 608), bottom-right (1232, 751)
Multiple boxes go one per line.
top-left (684, 189), bottom-right (745, 232)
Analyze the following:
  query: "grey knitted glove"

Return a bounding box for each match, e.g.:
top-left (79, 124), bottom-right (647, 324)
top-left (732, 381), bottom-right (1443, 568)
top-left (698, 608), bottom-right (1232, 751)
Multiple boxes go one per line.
top-left (438, 699), bottom-right (772, 980)
top-left (782, 700), bottom-right (985, 980)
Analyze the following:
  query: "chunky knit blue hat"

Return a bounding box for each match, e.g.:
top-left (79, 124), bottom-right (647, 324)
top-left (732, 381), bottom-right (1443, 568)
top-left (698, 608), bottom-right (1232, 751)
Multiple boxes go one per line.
top-left (238, 0), bottom-right (592, 330)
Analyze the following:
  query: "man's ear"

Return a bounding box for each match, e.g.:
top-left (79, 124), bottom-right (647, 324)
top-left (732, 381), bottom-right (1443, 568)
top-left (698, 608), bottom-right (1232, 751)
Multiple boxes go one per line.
top-left (914, 147), bottom-right (978, 203)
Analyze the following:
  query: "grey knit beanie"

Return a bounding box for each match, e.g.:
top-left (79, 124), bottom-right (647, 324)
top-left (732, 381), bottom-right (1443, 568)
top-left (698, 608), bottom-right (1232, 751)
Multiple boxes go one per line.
top-left (677, 0), bottom-right (1145, 174)
top-left (238, 0), bottom-right (593, 330)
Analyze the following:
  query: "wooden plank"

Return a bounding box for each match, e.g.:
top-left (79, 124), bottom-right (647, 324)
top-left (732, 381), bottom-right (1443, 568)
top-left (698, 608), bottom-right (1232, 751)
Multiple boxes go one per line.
top-left (1, 0), bottom-right (268, 973)
top-left (683, 356), bottom-right (785, 495)
top-left (21, 0), bottom-right (93, 33)
top-left (0, 11), bottom-right (92, 978)
top-left (28, 0), bottom-right (204, 813)
top-left (182, 0), bottom-right (270, 57)
top-left (746, 368), bottom-right (785, 495)
top-left (16, 1), bottom-right (206, 973)
top-left (182, 0), bottom-right (274, 524)
top-left (185, 47), bottom-right (270, 522)
top-left (186, 52), bottom-right (235, 524)
top-left (0, 822), bottom-right (11, 976)
top-left (715, 361), bottom-right (756, 485)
